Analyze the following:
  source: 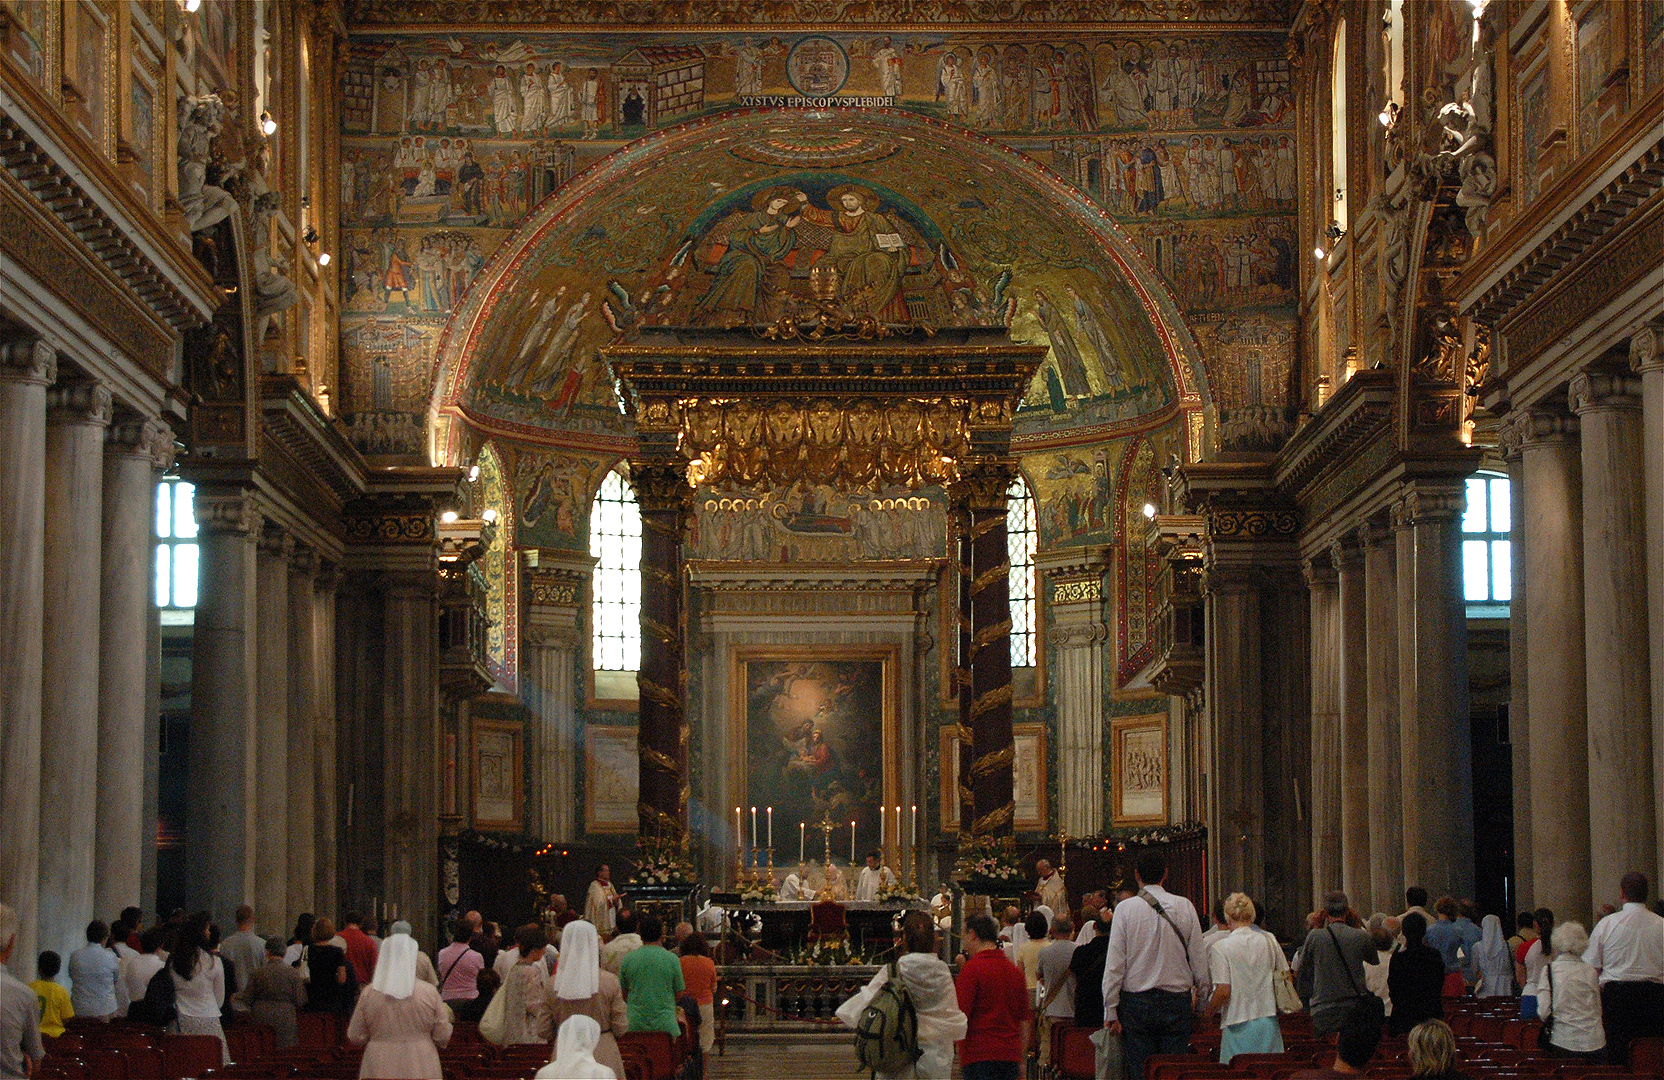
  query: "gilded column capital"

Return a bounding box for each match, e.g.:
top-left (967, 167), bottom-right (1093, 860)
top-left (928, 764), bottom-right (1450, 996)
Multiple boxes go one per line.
top-left (1569, 371), bottom-right (1642, 415)
top-left (195, 490), bottom-right (259, 536)
top-left (952, 457), bottom-right (1018, 512)
top-left (47, 380), bottom-right (113, 427)
top-left (626, 459), bottom-right (695, 517)
top-left (1628, 321), bottom-right (1664, 375)
top-left (0, 337), bottom-right (57, 386)
top-left (107, 416), bottom-right (176, 469)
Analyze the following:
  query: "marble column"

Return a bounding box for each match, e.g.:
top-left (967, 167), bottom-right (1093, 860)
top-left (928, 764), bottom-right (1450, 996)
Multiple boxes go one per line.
top-left (628, 461), bottom-right (694, 840)
top-left (1040, 548), bottom-right (1111, 837)
top-left (1205, 560), bottom-right (1264, 903)
top-left (963, 461), bottom-right (1017, 837)
top-left (1397, 485), bottom-right (1474, 898)
top-left (523, 559), bottom-right (587, 841)
top-left (38, 378), bottom-right (111, 962)
top-left (313, 564), bottom-right (340, 917)
top-left (286, 546), bottom-right (319, 924)
top-left (95, 417), bottom-right (171, 921)
top-left (1305, 556), bottom-right (1341, 904)
top-left (383, 570), bottom-right (438, 939)
top-left (187, 489), bottom-right (260, 926)
top-left (1570, 370), bottom-right (1656, 892)
top-left (1360, 519), bottom-right (1404, 911)
top-left (1513, 408), bottom-right (1591, 920)
top-left (1630, 323), bottom-right (1664, 887)
top-left (1333, 538), bottom-right (1370, 908)
top-left (254, 524), bottom-right (292, 927)
top-left (0, 337), bottom-right (53, 974)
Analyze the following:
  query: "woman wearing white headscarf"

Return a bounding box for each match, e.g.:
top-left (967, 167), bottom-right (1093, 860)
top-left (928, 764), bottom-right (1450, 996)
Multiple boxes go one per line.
top-left (536, 1015), bottom-right (616, 1079)
top-left (387, 921), bottom-right (438, 987)
top-left (1472, 913), bottom-right (1515, 997)
top-left (347, 933), bottom-right (453, 1079)
top-left (546, 921), bottom-right (629, 1079)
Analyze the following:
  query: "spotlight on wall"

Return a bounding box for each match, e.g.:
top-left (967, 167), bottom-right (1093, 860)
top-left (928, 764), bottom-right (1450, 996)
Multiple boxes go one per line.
top-left (1378, 101), bottom-right (1400, 128)
top-left (260, 111), bottom-right (277, 136)
top-left (184, 0), bottom-right (201, 11)
top-left (1314, 246), bottom-right (1327, 261)
top-left (1142, 502), bottom-right (1157, 519)
top-left (482, 508), bottom-right (499, 524)
top-left (440, 510), bottom-right (459, 524)
top-left (468, 465), bottom-right (481, 482)
top-left (317, 252), bottom-right (331, 266)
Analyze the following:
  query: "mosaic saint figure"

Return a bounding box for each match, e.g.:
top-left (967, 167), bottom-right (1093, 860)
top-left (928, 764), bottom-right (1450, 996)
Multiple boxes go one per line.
top-left (798, 186), bottom-right (914, 322)
top-left (691, 187), bottom-right (802, 327)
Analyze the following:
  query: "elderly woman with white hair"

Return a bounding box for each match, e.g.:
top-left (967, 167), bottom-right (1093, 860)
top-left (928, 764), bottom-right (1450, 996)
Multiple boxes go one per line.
top-left (1536, 921), bottom-right (1606, 1061)
top-left (1202, 892), bottom-right (1287, 1063)
top-left (347, 933), bottom-right (453, 1079)
top-left (546, 921), bottom-right (630, 1079)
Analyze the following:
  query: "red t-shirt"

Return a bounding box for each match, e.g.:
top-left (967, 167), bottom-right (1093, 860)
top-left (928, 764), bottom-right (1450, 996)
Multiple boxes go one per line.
top-left (955, 946), bottom-right (1030, 1065)
top-left (340, 926), bottom-right (379, 988)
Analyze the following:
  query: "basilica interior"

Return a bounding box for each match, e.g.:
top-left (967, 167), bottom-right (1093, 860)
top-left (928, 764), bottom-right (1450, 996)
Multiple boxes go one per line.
top-left (2, 0), bottom-right (1663, 1026)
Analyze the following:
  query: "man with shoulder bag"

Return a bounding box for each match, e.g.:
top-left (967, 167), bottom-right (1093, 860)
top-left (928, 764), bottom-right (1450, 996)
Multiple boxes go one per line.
top-left (1293, 892), bottom-right (1381, 1037)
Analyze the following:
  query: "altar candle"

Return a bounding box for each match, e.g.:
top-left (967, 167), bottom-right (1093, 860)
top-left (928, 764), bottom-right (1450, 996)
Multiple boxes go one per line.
top-left (911, 805), bottom-right (918, 850)
top-left (880, 808), bottom-right (885, 848)
top-left (799, 822), bottom-right (805, 864)
top-left (850, 822), bottom-right (856, 864)
top-left (767, 807), bottom-right (773, 849)
top-left (751, 806), bottom-right (758, 848)
top-left (734, 807), bottom-right (742, 848)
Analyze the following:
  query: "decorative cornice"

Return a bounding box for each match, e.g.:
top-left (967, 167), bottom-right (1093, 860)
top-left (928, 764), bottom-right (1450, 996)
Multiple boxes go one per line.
top-left (345, 0), bottom-right (1294, 27)
top-left (687, 559), bottom-right (939, 592)
top-left (1272, 369), bottom-right (1395, 500)
top-left (344, 511), bottom-right (436, 545)
top-left (525, 567), bottom-right (584, 607)
top-left (0, 336), bottom-right (56, 386)
top-left (1210, 507), bottom-right (1300, 540)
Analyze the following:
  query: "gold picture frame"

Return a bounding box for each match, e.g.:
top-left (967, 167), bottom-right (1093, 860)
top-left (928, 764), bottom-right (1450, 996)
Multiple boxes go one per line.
top-left (584, 724), bottom-right (639, 834)
top-left (729, 644), bottom-right (900, 861)
top-left (1111, 714), bottom-right (1168, 826)
top-left (939, 722), bottom-right (1047, 832)
top-left (470, 719), bottom-right (523, 832)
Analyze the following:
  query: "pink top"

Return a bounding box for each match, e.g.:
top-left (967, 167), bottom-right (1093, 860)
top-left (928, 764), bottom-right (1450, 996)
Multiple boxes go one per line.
top-left (436, 943), bottom-right (484, 1001)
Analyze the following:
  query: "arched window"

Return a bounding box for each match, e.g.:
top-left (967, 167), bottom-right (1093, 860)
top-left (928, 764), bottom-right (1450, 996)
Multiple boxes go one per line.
top-left (589, 465), bottom-right (641, 671)
top-left (155, 479), bottom-right (199, 609)
top-left (1330, 18), bottom-right (1350, 232)
top-left (1463, 472), bottom-right (1511, 610)
top-left (1007, 474), bottom-right (1038, 668)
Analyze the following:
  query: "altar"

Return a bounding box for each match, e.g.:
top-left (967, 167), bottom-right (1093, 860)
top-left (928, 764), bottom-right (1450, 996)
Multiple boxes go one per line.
top-left (719, 899), bottom-right (925, 955)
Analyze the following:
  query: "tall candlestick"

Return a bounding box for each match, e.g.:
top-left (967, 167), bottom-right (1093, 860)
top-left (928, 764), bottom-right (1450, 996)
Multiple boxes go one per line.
top-left (850, 822), bottom-right (856, 865)
top-left (880, 807), bottom-right (885, 848)
top-left (799, 822), bottom-right (806, 865)
top-left (767, 807), bottom-right (773, 849)
top-left (911, 805), bottom-right (918, 850)
top-left (735, 807), bottom-right (742, 848)
top-left (751, 806), bottom-right (758, 848)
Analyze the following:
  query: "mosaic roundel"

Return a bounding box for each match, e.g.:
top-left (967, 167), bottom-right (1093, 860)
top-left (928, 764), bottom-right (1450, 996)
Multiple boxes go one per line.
top-left (785, 36), bottom-right (850, 97)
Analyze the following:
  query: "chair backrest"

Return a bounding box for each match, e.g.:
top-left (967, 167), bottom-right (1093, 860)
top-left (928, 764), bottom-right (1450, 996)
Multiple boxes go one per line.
top-left (1629, 1037), bottom-right (1664, 1074)
top-left (810, 899), bottom-right (847, 934)
top-left (1053, 1023), bottom-right (1096, 1080)
top-left (76, 1048), bottom-right (132, 1079)
top-left (160, 1033), bottom-right (224, 1080)
top-left (618, 1031), bottom-right (677, 1080)
top-left (116, 1045), bottom-right (167, 1080)
top-left (295, 1011), bottom-right (337, 1048)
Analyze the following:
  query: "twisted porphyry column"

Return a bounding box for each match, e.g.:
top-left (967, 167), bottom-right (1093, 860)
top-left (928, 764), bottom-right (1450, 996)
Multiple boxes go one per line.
top-left (629, 461), bottom-right (694, 840)
top-left (959, 460), bottom-right (1017, 837)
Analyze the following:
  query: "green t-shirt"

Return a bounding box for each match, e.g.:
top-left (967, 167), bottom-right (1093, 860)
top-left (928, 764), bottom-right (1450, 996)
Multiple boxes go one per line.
top-left (618, 943), bottom-right (685, 1036)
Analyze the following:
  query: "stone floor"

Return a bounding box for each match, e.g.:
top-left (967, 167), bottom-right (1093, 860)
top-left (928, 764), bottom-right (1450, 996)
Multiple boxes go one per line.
top-left (710, 1032), bottom-right (962, 1078)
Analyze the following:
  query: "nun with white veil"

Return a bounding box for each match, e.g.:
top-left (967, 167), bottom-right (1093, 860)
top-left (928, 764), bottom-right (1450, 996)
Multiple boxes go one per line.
top-left (536, 1015), bottom-right (616, 1079)
top-left (1472, 913), bottom-right (1515, 997)
top-left (347, 933), bottom-right (453, 1079)
top-left (545, 921), bottom-right (630, 1080)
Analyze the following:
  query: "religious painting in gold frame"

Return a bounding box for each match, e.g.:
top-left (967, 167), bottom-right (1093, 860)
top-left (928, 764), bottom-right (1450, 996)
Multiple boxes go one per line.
top-left (470, 719), bottom-right (523, 831)
top-left (584, 724), bottom-right (639, 834)
top-left (1111, 714), bottom-right (1168, 826)
top-left (729, 645), bottom-right (899, 862)
top-left (939, 723), bottom-right (1047, 831)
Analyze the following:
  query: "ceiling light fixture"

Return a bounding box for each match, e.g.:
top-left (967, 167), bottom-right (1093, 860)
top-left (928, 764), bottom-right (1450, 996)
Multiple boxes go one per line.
top-left (260, 111), bottom-right (277, 136)
top-left (317, 252), bottom-right (331, 266)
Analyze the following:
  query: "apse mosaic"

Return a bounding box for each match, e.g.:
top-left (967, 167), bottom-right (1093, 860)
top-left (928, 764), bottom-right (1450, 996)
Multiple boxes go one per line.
top-left (339, 28), bottom-right (1297, 458)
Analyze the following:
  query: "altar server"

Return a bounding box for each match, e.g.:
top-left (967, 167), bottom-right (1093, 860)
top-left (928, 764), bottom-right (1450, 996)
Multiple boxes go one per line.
top-left (856, 851), bottom-right (898, 902)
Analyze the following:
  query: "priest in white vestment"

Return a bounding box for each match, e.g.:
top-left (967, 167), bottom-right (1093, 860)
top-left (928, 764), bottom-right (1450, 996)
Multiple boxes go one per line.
top-left (583, 864), bottom-right (622, 936)
top-left (778, 867), bottom-right (816, 902)
top-left (1035, 859), bottom-right (1068, 917)
top-left (855, 852), bottom-right (897, 902)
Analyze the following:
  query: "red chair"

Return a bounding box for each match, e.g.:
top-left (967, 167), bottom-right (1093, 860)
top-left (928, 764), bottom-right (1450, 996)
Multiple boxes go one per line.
top-left (34, 1063), bottom-right (93, 1079)
top-left (1148, 1056), bottom-right (1211, 1079)
top-left (617, 1032), bottom-right (677, 1080)
top-left (118, 1044), bottom-right (167, 1079)
top-left (807, 899), bottom-right (848, 945)
top-left (1629, 1038), bottom-right (1664, 1075)
top-left (160, 1033), bottom-right (224, 1080)
top-left (76, 1048), bottom-right (132, 1078)
top-left (1053, 1023), bottom-right (1098, 1080)
top-left (295, 1012), bottom-right (338, 1048)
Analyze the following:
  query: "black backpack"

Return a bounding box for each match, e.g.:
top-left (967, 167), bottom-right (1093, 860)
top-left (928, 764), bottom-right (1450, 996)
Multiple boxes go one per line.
top-left (854, 962), bottom-right (920, 1077)
top-left (129, 965), bottom-right (177, 1026)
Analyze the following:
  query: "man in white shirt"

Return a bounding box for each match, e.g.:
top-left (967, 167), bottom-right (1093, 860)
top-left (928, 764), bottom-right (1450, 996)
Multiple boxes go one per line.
top-left (121, 928), bottom-right (169, 1010)
top-left (221, 905), bottom-right (267, 1009)
top-left (778, 867), bottom-right (815, 901)
top-left (1101, 852), bottom-right (1209, 1080)
top-left (599, 909), bottom-right (643, 975)
top-left (854, 852), bottom-right (896, 902)
top-left (1584, 872), bottom-right (1664, 1067)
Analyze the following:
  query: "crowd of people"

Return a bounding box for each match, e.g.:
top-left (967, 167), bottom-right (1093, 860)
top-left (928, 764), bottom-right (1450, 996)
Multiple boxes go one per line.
top-left (0, 894), bottom-right (722, 1080)
top-left (4, 861), bottom-right (1662, 1080)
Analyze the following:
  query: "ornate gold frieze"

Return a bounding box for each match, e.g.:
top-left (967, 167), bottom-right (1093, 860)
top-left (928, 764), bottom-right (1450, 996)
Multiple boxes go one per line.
top-left (1051, 577), bottom-right (1103, 604)
top-left (1208, 508), bottom-right (1299, 539)
top-left (346, 0), bottom-right (1294, 25)
top-left (525, 571), bottom-right (582, 607)
top-left (344, 512), bottom-right (435, 545)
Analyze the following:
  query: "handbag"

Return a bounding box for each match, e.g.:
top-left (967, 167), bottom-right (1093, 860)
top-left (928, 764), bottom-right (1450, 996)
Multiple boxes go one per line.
top-left (1538, 959), bottom-right (1555, 1043)
top-left (477, 982), bottom-right (508, 1045)
top-left (1267, 935), bottom-right (1303, 1014)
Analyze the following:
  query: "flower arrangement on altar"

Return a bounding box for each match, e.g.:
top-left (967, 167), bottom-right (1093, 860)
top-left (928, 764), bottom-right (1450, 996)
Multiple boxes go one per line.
top-left (952, 835), bottom-right (1025, 891)
top-left (738, 881), bottom-right (776, 904)
top-left (630, 835), bottom-right (698, 887)
top-left (875, 881), bottom-right (920, 903)
top-left (791, 938), bottom-right (870, 966)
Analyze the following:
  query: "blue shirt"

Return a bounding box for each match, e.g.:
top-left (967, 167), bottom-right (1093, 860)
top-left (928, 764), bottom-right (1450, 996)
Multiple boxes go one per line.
top-left (67, 944), bottom-right (124, 1018)
top-left (1424, 919), bottom-right (1480, 975)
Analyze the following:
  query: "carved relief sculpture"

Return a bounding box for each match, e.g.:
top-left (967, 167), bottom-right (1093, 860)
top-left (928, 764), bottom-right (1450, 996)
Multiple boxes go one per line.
top-left (176, 94), bottom-right (240, 233)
